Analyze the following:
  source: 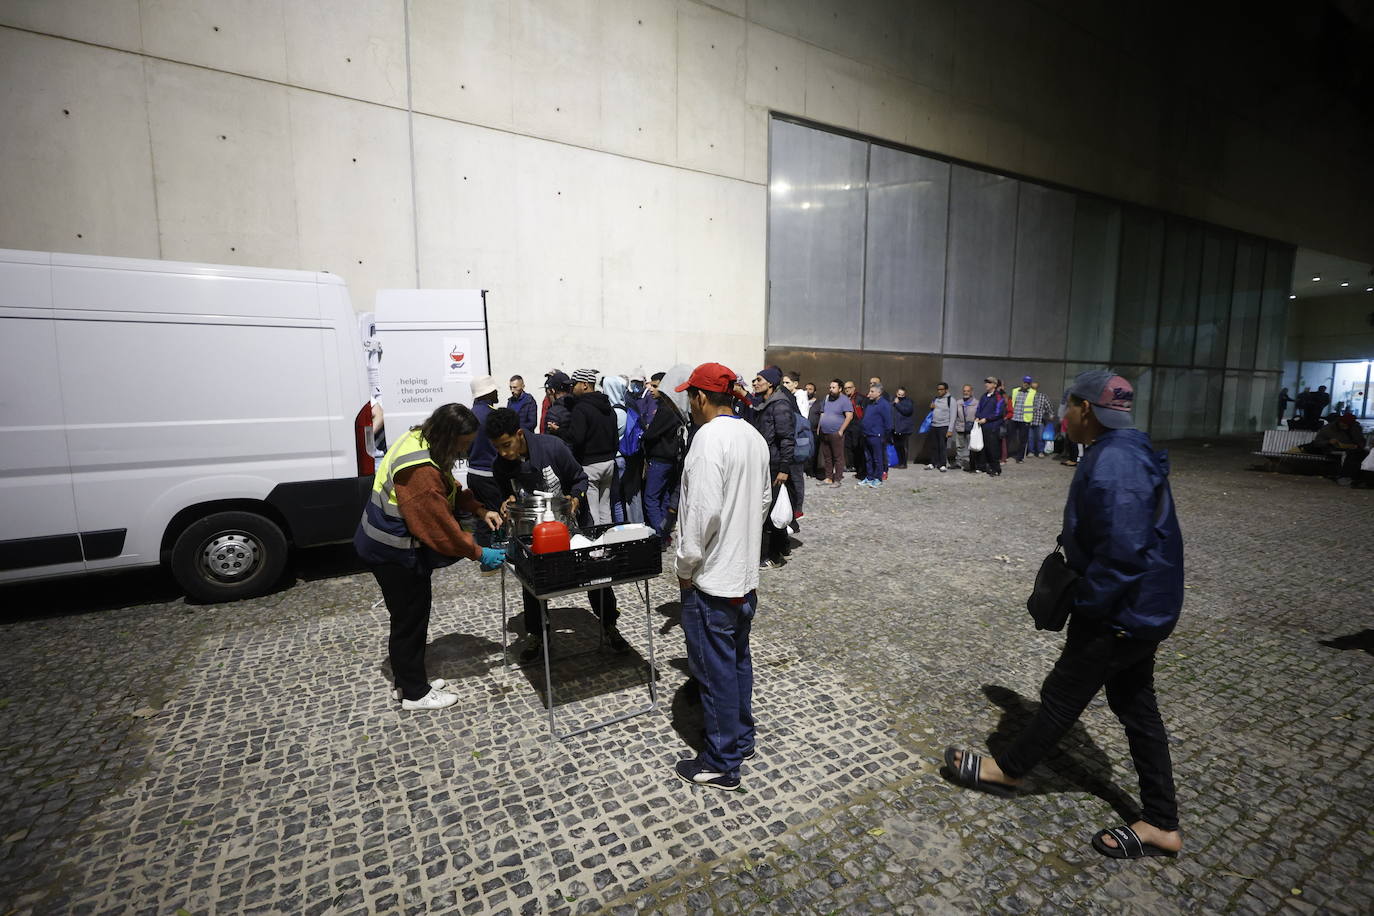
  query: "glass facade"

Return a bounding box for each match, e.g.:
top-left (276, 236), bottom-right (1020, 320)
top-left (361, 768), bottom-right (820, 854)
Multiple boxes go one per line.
top-left (765, 116), bottom-right (1295, 436)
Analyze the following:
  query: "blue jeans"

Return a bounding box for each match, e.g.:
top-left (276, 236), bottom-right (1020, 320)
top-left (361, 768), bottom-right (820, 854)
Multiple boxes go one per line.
top-left (680, 587), bottom-right (756, 775)
top-left (643, 458), bottom-right (679, 537)
top-left (864, 434), bottom-right (887, 481)
top-left (1028, 423), bottom-right (1045, 456)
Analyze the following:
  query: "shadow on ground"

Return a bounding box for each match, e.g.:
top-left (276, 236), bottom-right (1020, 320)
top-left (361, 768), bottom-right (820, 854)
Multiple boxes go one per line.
top-left (938, 684), bottom-right (1142, 823)
top-left (1319, 629), bottom-right (1374, 656)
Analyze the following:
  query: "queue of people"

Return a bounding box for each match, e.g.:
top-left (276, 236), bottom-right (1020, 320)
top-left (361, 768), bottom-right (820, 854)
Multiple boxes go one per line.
top-left (793, 372), bottom-right (1069, 484)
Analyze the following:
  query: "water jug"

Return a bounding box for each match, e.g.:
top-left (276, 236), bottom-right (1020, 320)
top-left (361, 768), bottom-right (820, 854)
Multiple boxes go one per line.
top-left (531, 516), bottom-right (571, 554)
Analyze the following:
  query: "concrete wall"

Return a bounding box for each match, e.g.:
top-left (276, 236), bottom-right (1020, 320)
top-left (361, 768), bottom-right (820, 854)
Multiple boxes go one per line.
top-left (1287, 294), bottom-right (1374, 362)
top-left (2, 0), bottom-right (1371, 388)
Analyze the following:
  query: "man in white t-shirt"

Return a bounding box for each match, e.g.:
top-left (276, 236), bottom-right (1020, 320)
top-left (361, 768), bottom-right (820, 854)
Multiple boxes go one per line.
top-left (672, 362), bottom-right (772, 791)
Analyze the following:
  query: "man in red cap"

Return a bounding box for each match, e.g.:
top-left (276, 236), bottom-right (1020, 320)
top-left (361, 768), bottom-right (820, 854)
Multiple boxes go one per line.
top-left (671, 363), bottom-right (772, 790)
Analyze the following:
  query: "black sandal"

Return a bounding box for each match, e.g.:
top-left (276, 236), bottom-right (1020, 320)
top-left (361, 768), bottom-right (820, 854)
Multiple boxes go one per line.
top-left (1090, 825), bottom-right (1179, 859)
top-left (943, 747), bottom-right (1017, 798)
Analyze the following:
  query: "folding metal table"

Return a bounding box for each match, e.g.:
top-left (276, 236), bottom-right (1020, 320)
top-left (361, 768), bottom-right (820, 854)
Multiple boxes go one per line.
top-left (500, 564), bottom-right (660, 740)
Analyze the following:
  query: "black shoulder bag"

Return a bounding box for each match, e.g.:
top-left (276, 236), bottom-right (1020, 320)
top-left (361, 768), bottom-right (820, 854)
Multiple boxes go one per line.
top-left (1026, 543), bottom-right (1078, 631)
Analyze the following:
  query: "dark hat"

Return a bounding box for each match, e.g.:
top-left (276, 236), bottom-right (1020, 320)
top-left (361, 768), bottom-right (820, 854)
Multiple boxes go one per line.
top-left (756, 366), bottom-right (783, 388)
top-left (545, 370), bottom-right (571, 390)
top-left (1065, 368), bottom-right (1135, 430)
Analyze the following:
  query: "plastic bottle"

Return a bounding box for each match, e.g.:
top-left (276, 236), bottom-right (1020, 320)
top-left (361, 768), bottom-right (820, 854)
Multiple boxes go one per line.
top-left (531, 508), bottom-right (571, 554)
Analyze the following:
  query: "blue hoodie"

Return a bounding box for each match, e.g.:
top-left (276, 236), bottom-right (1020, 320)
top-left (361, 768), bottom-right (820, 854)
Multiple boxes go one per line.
top-left (1061, 428), bottom-right (1184, 642)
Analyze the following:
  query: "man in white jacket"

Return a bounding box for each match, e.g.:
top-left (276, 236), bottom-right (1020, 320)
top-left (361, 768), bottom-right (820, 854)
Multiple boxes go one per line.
top-left (672, 363), bottom-right (773, 790)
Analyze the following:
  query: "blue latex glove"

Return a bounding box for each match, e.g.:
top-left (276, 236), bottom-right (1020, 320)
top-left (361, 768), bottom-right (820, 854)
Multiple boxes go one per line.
top-left (479, 547), bottom-right (505, 572)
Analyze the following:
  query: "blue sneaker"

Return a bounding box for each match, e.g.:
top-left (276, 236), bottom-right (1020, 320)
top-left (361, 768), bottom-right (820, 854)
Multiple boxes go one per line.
top-left (674, 758), bottom-right (741, 791)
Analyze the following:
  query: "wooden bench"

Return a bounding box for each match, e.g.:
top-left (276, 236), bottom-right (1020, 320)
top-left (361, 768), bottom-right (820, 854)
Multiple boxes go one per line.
top-left (1252, 429), bottom-right (1339, 472)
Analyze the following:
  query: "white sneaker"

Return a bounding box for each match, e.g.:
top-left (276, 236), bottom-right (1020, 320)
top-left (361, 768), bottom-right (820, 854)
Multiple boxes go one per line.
top-left (392, 678), bottom-right (450, 702)
top-left (400, 687), bottom-right (459, 710)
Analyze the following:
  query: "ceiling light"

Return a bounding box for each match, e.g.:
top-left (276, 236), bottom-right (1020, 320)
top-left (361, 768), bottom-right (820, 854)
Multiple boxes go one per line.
top-left (1289, 294), bottom-right (1297, 299)
top-left (1367, 287), bottom-right (1373, 292)
top-left (770, 180), bottom-right (791, 195)
top-left (1311, 275), bottom-right (1321, 281)
top-left (801, 202), bottom-right (811, 209)
top-left (1340, 280), bottom-right (1350, 287)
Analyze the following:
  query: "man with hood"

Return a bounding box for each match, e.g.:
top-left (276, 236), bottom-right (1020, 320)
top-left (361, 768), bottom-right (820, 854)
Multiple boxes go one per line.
top-left (564, 369), bottom-right (619, 526)
top-left (944, 369), bottom-right (1185, 863)
top-left (749, 367), bottom-right (794, 569)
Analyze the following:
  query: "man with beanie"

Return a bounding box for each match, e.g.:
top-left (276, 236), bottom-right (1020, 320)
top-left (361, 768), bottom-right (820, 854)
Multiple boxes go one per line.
top-left (672, 363), bottom-right (771, 790)
top-left (564, 369), bottom-right (619, 526)
top-left (465, 376), bottom-right (504, 542)
top-left (945, 369), bottom-right (1185, 862)
top-left (749, 367), bottom-right (795, 569)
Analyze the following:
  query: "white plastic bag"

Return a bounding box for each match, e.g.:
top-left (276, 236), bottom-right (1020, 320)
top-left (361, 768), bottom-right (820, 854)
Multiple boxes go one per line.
top-left (1361, 448), bottom-right (1374, 473)
top-left (769, 484), bottom-right (793, 529)
top-left (969, 423), bottom-right (985, 452)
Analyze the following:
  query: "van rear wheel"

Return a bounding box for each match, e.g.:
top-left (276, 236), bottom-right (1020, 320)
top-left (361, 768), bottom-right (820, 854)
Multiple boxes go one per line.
top-left (171, 511), bottom-right (288, 603)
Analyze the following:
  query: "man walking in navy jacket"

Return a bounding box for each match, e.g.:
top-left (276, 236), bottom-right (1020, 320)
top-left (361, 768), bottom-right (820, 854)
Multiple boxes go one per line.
top-left (944, 369), bottom-right (1185, 862)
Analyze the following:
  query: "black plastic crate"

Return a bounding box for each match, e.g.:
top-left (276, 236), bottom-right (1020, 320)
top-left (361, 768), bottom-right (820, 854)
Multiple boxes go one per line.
top-left (510, 523), bottom-right (662, 595)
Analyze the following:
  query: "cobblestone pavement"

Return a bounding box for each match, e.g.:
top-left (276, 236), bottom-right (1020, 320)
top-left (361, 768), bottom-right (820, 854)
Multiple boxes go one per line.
top-left (1, 440), bottom-right (1371, 914)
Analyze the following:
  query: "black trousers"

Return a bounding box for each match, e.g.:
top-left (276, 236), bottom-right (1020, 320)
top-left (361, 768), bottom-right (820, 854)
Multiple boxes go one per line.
top-left (372, 563), bottom-right (434, 702)
top-left (927, 426), bottom-right (949, 467)
top-left (893, 434), bottom-right (910, 468)
top-left (995, 615), bottom-right (1179, 832)
top-left (974, 424), bottom-right (1002, 475)
top-left (761, 479), bottom-right (789, 562)
top-left (1007, 420), bottom-right (1029, 461)
top-left (522, 586), bottom-right (618, 637)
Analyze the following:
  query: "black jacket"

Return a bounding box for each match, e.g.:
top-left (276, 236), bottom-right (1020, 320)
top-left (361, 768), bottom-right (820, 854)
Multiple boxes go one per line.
top-left (562, 391), bottom-right (618, 465)
top-left (641, 397), bottom-right (685, 463)
top-left (751, 389), bottom-right (796, 471)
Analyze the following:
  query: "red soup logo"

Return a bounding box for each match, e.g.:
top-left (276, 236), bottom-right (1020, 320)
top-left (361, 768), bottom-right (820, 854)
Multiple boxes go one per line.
top-left (450, 348), bottom-right (466, 369)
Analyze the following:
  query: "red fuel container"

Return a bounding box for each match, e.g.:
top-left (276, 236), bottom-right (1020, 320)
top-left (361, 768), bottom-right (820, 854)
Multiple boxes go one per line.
top-left (531, 520), bottom-right (571, 554)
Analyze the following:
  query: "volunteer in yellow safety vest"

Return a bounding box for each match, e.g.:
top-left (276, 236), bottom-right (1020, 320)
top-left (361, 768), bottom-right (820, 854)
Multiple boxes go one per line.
top-left (1009, 376), bottom-right (1039, 463)
top-left (354, 403), bottom-right (504, 711)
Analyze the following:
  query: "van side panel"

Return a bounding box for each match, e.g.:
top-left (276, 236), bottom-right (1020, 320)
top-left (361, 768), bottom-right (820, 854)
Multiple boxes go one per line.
top-left (0, 258), bottom-right (88, 582)
top-left (52, 263), bottom-right (338, 570)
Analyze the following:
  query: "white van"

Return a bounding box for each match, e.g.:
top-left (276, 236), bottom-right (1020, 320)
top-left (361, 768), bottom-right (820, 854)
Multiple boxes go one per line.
top-left (0, 248), bottom-right (374, 602)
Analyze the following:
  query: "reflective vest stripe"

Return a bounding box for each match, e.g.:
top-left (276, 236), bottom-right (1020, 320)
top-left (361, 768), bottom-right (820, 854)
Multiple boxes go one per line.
top-left (1019, 389), bottom-right (1037, 422)
top-left (360, 513), bottom-right (416, 550)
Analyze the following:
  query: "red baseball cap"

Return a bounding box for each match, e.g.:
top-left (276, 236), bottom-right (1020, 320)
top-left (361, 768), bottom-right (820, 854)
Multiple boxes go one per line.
top-left (675, 362), bottom-right (748, 400)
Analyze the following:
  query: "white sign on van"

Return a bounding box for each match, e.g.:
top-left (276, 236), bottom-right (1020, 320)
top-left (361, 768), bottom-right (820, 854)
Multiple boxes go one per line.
top-left (374, 289), bottom-right (489, 436)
